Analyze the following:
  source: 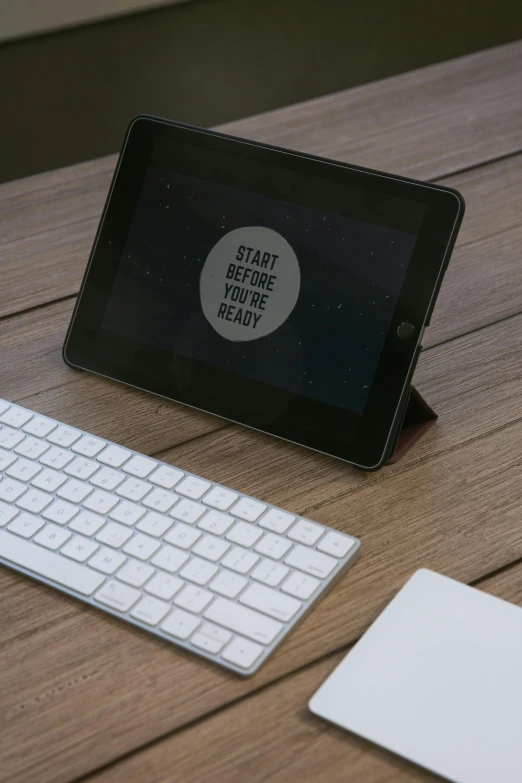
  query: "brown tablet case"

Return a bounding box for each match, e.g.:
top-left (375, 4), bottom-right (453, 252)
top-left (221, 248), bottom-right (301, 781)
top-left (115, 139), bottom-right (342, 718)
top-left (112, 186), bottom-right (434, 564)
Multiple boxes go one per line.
top-left (386, 386), bottom-right (437, 464)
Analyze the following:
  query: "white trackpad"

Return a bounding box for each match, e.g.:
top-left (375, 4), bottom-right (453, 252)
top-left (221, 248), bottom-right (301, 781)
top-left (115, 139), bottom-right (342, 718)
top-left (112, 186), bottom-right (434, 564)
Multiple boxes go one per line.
top-left (310, 569), bottom-right (522, 783)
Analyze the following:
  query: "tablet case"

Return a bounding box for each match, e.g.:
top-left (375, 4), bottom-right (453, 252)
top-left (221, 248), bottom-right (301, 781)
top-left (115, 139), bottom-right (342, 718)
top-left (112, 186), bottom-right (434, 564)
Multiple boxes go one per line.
top-left (385, 386), bottom-right (437, 465)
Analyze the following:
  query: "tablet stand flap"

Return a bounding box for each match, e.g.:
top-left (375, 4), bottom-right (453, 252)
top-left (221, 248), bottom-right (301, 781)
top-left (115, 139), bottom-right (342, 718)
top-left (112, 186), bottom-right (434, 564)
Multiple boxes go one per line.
top-left (386, 386), bottom-right (437, 464)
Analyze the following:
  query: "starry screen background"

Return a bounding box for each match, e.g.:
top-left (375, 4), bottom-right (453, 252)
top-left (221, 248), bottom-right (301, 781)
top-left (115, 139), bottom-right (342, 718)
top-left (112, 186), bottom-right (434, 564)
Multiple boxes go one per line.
top-left (103, 166), bottom-right (418, 414)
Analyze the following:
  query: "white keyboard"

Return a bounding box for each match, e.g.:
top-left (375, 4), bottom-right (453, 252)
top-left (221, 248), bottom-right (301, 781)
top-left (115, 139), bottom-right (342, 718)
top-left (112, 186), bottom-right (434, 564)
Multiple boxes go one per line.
top-left (0, 398), bottom-right (360, 675)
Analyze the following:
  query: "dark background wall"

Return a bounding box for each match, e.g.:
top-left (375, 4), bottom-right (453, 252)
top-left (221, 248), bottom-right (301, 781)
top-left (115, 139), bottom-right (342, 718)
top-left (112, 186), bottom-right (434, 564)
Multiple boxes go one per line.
top-left (1, 0), bottom-right (521, 183)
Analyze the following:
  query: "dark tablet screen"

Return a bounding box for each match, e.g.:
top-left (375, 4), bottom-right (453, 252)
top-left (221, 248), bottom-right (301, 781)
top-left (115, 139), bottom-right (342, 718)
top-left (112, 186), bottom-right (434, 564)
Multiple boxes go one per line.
top-left (103, 166), bottom-right (420, 416)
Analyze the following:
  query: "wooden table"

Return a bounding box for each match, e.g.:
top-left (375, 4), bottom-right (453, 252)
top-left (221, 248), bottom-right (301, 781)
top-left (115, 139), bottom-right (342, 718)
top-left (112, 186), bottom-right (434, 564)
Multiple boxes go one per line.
top-left (1, 39), bottom-right (521, 783)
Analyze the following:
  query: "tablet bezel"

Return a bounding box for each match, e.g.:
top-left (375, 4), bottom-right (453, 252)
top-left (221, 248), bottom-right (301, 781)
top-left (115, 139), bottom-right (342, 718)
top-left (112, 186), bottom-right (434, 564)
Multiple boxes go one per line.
top-left (63, 116), bottom-right (464, 470)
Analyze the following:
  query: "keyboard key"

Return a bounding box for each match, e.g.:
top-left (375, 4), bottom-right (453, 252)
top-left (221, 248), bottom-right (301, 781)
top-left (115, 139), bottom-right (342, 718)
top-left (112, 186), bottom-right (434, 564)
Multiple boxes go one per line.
top-left (205, 598), bottom-right (282, 645)
top-left (209, 569), bottom-right (248, 599)
top-left (170, 498), bottom-right (206, 524)
top-left (65, 457), bottom-right (100, 481)
top-left (131, 596), bottom-right (170, 626)
top-left (258, 508), bottom-right (295, 533)
top-left (8, 512), bottom-right (44, 538)
top-left (176, 476), bottom-right (211, 500)
top-left (161, 608), bottom-right (200, 640)
top-left (0, 427), bottom-right (26, 449)
top-left (0, 402), bottom-right (8, 416)
top-left (95, 580), bottom-right (140, 612)
top-left (151, 544), bottom-right (189, 574)
top-left (32, 468), bottom-right (68, 493)
top-left (17, 488), bottom-right (53, 513)
top-left (240, 583), bottom-right (302, 622)
top-left (117, 559), bottom-right (155, 587)
top-left (145, 572), bottom-right (183, 600)
top-left (222, 637), bottom-right (263, 670)
top-left (143, 488), bottom-right (179, 513)
top-left (317, 531), bottom-right (356, 558)
top-left (6, 457), bottom-right (42, 482)
top-left (284, 545), bottom-right (337, 579)
top-left (0, 448), bottom-right (17, 472)
top-left (123, 533), bottom-right (161, 561)
top-left (164, 522), bottom-right (201, 550)
top-left (190, 633), bottom-right (222, 655)
top-left (34, 523), bottom-right (71, 551)
top-left (116, 478), bottom-right (152, 502)
top-left (287, 519), bottom-right (324, 546)
top-left (88, 547), bottom-right (126, 575)
top-left (61, 535), bottom-right (99, 562)
top-left (96, 522), bottom-right (133, 548)
top-left (83, 490), bottom-right (119, 515)
top-left (72, 435), bottom-right (106, 458)
top-left (90, 467), bottom-right (126, 490)
top-left (197, 510), bottom-right (234, 536)
top-left (22, 416), bottom-right (57, 438)
top-left (0, 477), bottom-right (26, 502)
top-left (221, 546), bottom-right (259, 574)
top-left (0, 406), bottom-right (33, 428)
top-left (255, 533), bottom-right (292, 561)
top-left (281, 571), bottom-right (320, 600)
top-left (39, 446), bottom-right (75, 469)
top-left (192, 534), bottom-right (229, 562)
top-left (137, 512), bottom-right (173, 538)
top-left (251, 559), bottom-right (289, 587)
top-left (180, 556), bottom-right (218, 586)
top-left (0, 501), bottom-right (18, 527)
top-left (97, 445), bottom-right (132, 468)
top-left (69, 510), bottom-right (106, 536)
top-left (230, 497), bottom-right (266, 522)
top-left (174, 585), bottom-right (213, 613)
top-left (109, 500), bottom-right (146, 526)
top-left (15, 436), bottom-right (50, 460)
top-left (123, 455), bottom-right (157, 478)
top-left (0, 530), bottom-right (104, 595)
top-left (202, 486), bottom-right (238, 511)
top-left (57, 479), bottom-right (93, 503)
top-left (198, 622), bottom-right (231, 646)
top-left (226, 521), bottom-right (263, 548)
top-left (47, 425), bottom-right (82, 448)
top-left (43, 499), bottom-right (79, 525)
top-left (149, 465), bottom-right (184, 489)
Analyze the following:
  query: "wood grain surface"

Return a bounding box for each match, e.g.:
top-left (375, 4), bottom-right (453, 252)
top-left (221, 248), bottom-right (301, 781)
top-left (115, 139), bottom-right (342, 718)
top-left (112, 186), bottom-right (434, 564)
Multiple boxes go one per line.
top-left (1, 314), bottom-right (521, 783)
top-left (1, 39), bottom-right (521, 783)
top-left (220, 40), bottom-right (522, 179)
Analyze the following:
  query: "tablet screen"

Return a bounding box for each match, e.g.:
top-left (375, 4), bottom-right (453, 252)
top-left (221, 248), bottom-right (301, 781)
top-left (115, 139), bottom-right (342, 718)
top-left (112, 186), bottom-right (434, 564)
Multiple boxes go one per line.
top-left (102, 166), bottom-right (420, 416)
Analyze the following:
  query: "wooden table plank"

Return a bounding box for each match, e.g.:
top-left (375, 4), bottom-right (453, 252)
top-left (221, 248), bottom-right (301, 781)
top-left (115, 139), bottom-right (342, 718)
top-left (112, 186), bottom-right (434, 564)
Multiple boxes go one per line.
top-left (2, 152), bottom-right (521, 462)
top-left (1, 41), bottom-right (521, 318)
top-left (220, 40), bottom-right (522, 179)
top-left (1, 314), bottom-right (521, 783)
top-left (85, 561), bottom-right (522, 783)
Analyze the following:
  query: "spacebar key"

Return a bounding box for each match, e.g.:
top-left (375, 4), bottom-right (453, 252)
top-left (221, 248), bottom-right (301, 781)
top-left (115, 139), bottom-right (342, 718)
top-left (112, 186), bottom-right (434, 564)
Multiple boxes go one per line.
top-left (0, 530), bottom-right (105, 596)
top-left (205, 597), bottom-right (283, 645)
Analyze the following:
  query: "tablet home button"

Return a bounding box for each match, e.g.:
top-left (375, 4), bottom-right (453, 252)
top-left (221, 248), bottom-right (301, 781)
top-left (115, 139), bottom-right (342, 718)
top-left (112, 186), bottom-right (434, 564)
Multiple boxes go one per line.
top-left (397, 322), bottom-right (415, 340)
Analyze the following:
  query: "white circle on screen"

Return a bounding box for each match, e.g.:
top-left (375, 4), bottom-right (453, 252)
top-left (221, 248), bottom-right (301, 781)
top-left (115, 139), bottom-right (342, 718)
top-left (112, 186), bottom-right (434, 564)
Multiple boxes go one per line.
top-left (199, 226), bottom-right (301, 341)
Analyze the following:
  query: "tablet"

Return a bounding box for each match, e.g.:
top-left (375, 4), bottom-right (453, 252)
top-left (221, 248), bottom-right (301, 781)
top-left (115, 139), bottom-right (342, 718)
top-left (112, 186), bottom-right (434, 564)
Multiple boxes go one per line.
top-left (63, 116), bottom-right (464, 470)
